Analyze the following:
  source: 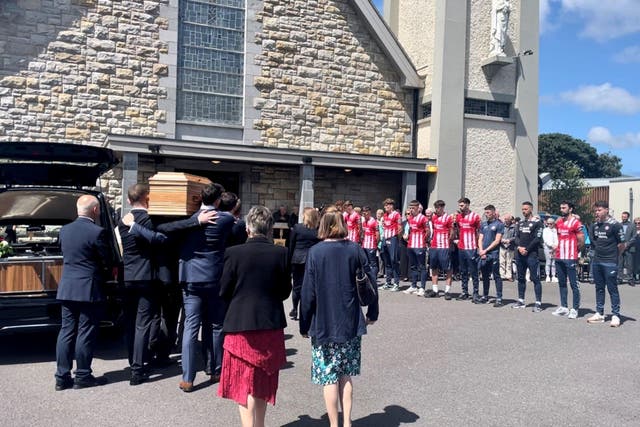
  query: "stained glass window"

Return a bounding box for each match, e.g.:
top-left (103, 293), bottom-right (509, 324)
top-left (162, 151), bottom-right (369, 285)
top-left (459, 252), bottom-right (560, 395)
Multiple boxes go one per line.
top-left (178, 0), bottom-right (245, 124)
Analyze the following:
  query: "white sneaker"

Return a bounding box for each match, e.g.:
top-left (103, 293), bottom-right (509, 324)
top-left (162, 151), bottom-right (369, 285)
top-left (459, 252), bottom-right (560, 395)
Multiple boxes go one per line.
top-left (403, 286), bottom-right (417, 295)
top-left (567, 308), bottom-right (578, 319)
top-left (610, 315), bottom-right (621, 327)
top-left (416, 288), bottom-right (425, 297)
top-left (552, 306), bottom-right (569, 316)
top-left (552, 277), bottom-right (559, 283)
top-left (587, 313), bottom-right (605, 323)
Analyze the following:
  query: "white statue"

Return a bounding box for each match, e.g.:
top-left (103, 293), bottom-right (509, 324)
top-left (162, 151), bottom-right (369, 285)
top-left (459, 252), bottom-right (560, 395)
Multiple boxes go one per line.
top-left (490, 0), bottom-right (510, 56)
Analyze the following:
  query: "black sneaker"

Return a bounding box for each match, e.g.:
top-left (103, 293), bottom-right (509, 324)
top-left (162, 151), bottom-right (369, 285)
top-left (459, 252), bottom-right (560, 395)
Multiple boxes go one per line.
top-left (73, 375), bottom-right (108, 389)
top-left (55, 377), bottom-right (74, 391)
top-left (532, 303), bottom-right (542, 313)
top-left (444, 292), bottom-right (452, 300)
top-left (472, 294), bottom-right (482, 304)
top-left (493, 299), bottom-right (503, 307)
top-left (456, 293), bottom-right (470, 301)
top-left (424, 289), bottom-right (438, 298)
top-left (478, 296), bottom-right (489, 304)
top-left (289, 309), bottom-right (298, 320)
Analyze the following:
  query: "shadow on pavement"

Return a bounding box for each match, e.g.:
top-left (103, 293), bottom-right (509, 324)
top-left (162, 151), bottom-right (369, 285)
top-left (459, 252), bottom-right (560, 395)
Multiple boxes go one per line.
top-left (281, 405), bottom-right (419, 426)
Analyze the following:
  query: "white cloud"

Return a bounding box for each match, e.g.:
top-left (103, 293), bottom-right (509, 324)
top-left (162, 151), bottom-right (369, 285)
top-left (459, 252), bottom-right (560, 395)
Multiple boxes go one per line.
top-left (540, 0), bottom-right (552, 33)
top-left (559, 83), bottom-right (640, 115)
top-left (560, 0), bottom-right (640, 41)
top-left (613, 45), bottom-right (640, 64)
top-left (587, 126), bottom-right (640, 149)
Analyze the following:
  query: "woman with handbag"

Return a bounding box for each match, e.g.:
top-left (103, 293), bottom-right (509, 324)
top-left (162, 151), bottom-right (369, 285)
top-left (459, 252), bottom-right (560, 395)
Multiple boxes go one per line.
top-left (300, 208), bottom-right (379, 427)
top-left (288, 207), bottom-right (320, 320)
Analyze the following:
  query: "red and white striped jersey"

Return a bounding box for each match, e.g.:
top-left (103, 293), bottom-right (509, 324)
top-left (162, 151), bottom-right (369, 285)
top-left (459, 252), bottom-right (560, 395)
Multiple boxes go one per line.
top-left (431, 212), bottom-right (454, 249)
top-left (555, 216), bottom-right (583, 260)
top-left (383, 210), bottom-right (402, 239)
top-left (344, 211), bottom-right (361, 243)
top-left (362, 217), bottom-right (378, 249)
top-left (456, 211), bottom-right (481, 250)
top-left (407, 213), bottom-right (429, 248)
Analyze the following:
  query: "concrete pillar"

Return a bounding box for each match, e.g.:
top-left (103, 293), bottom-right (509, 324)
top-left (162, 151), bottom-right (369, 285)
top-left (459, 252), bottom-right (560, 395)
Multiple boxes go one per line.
top-left (299, 164), bottom-right (315, 221)
top-left (402, 171), bottom-right (417, 213)
top-left (121, 152), bottom-right (139, 216)
top-left (514, 0), bottom-right (540, 209)
top-left (429, 0), bottom-right (467, 207)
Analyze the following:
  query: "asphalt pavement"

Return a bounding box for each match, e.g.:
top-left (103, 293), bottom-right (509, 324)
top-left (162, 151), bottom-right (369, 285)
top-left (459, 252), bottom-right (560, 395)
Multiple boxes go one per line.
top-left (1, 279), bottom-right (639, 427)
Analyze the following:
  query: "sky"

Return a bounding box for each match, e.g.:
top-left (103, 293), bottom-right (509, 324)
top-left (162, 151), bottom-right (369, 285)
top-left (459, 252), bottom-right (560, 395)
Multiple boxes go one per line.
top-left (372, 0), bottom-right (640, 176)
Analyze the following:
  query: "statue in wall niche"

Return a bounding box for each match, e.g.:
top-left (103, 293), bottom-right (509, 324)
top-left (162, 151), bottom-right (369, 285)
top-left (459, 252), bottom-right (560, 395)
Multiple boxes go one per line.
top-left (490, 0), bottom-right (510, 56)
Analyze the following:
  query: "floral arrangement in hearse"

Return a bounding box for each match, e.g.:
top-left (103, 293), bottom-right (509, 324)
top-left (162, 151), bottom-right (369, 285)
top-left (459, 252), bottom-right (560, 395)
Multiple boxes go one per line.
top-left (0, 240), bottom-right (14, 257)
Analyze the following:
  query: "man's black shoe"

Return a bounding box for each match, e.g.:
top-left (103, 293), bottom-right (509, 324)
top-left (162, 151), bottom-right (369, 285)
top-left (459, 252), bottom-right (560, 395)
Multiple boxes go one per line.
top-left (73, 375), bottom-right (108, 389)
top-left (424, 289), bottom-right (438, 298)
top-left (55, 377), bottom-right (74, 391)
top-left (478, 295), bottom-right (489, 304)
top-left (493, 299), bottom-right (503, 307)
top-left (456, 293), bottom-right (470, 301)
top-left (289, 309), bottom-right (298, 320)
top-left (444, 292), bottom-right (452, 301)
top-left (130, 374), bottom-right (146, 386)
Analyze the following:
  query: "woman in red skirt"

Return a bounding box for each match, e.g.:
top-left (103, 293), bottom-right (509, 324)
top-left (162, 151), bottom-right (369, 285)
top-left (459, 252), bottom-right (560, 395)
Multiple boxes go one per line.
top-left (218, 206), bottom-right (292, 427)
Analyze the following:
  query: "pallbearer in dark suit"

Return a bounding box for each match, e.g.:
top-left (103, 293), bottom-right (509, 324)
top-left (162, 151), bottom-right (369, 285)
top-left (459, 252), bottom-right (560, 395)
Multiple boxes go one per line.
top-left (119, 184), bottom-right (216, 385)
top-left (55, 195), bottom-right (111, 390)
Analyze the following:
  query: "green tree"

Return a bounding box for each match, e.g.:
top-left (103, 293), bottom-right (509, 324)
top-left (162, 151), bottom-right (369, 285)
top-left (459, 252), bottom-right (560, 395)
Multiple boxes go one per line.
top-left (539, 133), bottom-right (622, 178)
top-left (540, 162), bottom-right (593, 224)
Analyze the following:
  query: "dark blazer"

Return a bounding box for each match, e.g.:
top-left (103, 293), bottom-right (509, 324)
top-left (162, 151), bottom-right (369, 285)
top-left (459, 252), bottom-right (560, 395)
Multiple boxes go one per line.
top-left (57, 217), bottom-right (111, 302)
top-left (178, 209), bottom-right (235, 286)
top-left (299, 240), bottom-right (378, 344)
top-left (120, 209), bottom-right (202, 284)
top-left (288, 224), bottom-right (320, 264)
top-left (220, 236), bottom-right (291, 333)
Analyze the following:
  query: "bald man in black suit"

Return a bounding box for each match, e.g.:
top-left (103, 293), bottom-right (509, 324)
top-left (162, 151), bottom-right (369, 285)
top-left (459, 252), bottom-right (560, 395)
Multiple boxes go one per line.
top-left (55, 195), bottom-right (111, 390)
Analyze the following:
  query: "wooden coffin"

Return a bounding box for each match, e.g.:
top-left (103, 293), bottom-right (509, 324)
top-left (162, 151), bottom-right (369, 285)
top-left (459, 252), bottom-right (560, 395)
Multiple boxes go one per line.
top-left (148, 172), bottom-right (212, 216)
top-left (0, 257), bottom-right (62, 293)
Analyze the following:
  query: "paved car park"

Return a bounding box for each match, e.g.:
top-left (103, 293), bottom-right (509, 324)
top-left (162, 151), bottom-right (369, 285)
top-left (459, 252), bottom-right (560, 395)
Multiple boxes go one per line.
top-left (1, 280), bottom-right (639, 426)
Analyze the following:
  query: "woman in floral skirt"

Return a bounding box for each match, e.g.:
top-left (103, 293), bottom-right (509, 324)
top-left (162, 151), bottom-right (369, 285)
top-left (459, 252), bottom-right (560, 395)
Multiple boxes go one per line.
top-left (300, 208), bottom-right (379, 427)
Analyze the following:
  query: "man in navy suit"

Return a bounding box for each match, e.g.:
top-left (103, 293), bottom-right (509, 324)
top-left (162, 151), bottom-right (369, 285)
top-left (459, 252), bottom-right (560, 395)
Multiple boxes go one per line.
top-left (118, 184), bottom-right (217, 385)
top-left (55, 195), bottom-right (111, 390)
top-left (177, 183), bottom-right (235, 391)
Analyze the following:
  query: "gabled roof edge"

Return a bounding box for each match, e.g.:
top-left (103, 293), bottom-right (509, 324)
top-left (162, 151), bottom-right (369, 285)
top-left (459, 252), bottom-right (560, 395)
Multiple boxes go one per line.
top-left (351, 0), bottom-right (423, 89)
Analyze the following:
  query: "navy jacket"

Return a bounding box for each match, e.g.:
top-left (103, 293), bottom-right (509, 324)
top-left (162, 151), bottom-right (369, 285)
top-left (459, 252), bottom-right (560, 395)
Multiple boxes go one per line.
top-left (220, 236), bottom-right (291, 332)
top-left (299, 239), bottom-right (378, 344)
top-left (288, 224), bottom-right (320, 264)
top-left (119, 209), bottom-right (201, 284)
top-left (57, 217), bottom-right (111, 302)
top-left (178, 209), bottom-right (235, 287)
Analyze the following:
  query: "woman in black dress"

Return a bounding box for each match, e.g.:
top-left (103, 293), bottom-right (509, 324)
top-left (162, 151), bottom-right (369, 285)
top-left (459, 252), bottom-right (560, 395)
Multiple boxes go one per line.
top-left (288, 207), bottom-right (320, 320)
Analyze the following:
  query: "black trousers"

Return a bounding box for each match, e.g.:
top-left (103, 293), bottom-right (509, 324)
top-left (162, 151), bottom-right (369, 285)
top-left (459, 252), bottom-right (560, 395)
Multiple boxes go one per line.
top-left (55, 301), bottom-right (100, 381)
top-left (291, 263), bottom-right (305, 314)
top-left (124, 283), bottom-right (158, 375)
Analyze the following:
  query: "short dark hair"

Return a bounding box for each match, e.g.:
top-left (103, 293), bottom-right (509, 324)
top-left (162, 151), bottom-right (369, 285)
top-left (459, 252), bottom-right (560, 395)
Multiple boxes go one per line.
top-left (594, 200), bottom-right (609, 208)
top-left (458, 197), bottom-right (470, 204)
top-left (127, 183), bottom-right (149, 204)
top-left (201, 183), bottom-right (225, 205)
top-left (484, 204), bottom-right (496, 211)
top-left (521, 201), bottom-right (533, 207)
top-left (433, 200), bottom-right (445, 208)
top-left (383, 198), bottom-right (395, 207)
top-left (218, 191), bottom-right (238, 212)
top-left (409, 200), bottom-right (419, 206)
top-left (622, 211), bottom-right (630, 216)
top-left (560, 200), bottom-right (575, 211)
top-left (362, 206), bottom-right (371, 213)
